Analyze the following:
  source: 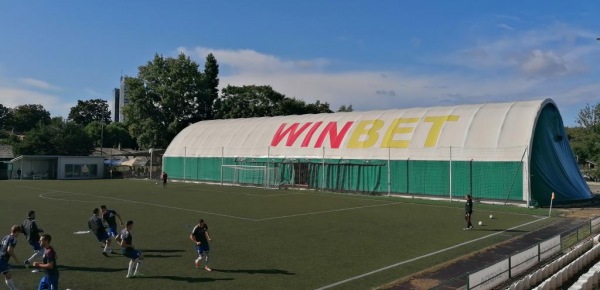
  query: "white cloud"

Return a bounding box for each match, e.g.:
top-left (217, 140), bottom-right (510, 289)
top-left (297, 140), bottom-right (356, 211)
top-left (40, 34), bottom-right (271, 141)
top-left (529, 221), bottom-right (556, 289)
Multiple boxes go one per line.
top-left (446, 24), bottom-right (596, 79)
top-left (519, 50), bottom-right (568, 77)
top-left (497, 23), bottom-right (515, 30)
top-left (0, 87), bottom-right (72, 117)
top-left (178, 47), bottom-right (330, 73)
top-left (179, 45), bottom-right (553, 112)
top-left (18, 78), bottom-right (60, 90)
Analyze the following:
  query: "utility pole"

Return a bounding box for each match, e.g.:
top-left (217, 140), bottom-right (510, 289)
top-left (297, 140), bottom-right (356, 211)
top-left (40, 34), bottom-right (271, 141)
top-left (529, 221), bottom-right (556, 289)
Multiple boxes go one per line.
top-left (100, 121), bottom-right (104, 157)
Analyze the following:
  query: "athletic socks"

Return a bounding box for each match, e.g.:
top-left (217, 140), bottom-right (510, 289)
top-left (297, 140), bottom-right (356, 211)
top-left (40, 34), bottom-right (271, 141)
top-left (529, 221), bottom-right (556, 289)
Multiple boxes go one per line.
top-left (127, 260), bottom-right (134, 277)
top-left (5, 279), bottom-right (17, 290)
top-left (28, 249), bottom-right (43, 262)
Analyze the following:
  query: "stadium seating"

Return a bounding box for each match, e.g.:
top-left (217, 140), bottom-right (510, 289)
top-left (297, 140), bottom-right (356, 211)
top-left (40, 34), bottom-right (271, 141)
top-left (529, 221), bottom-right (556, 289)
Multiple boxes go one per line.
top-left (506, 238), bottom-right (600, 290)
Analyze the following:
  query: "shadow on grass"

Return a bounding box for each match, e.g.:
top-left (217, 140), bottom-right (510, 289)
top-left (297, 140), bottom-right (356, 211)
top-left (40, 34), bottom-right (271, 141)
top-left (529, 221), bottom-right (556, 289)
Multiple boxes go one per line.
top-left (137, 249), bottom-right (185, 258)
top-left (211, 268), bottom-right (295, 275)
top-left (59, 265), bottom-right (123, 273)
top-left (143, 275), bottom-right (234, 283)
top-left (139, 249), bottom-right (186, 253)
top-left (143, 254), bottom-right (182, 258)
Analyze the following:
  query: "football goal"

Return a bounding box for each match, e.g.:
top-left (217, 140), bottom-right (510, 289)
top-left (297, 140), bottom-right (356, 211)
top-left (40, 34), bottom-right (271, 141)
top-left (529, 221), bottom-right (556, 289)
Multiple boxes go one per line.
top-left (221, 165), bottom-right (278, 188)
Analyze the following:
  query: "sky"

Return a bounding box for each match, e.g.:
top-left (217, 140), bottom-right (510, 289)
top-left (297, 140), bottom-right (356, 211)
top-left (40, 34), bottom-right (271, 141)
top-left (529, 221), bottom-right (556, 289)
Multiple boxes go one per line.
top-left (0, 1), bottom-right (598, 127)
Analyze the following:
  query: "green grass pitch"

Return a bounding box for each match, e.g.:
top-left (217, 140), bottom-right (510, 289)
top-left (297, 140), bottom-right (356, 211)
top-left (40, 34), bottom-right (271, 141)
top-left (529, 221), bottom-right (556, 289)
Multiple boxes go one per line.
top-left (0, 179), bottom-right (555, 290)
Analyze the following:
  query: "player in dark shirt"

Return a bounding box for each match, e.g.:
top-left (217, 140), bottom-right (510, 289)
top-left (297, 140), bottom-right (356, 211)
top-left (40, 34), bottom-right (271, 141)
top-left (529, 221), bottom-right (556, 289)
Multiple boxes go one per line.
top-left (88, 208), bottom-right (112, 256)
top-left (0, 225), bottom-right (22, 290)
top-left (22, 210), bottom-right (45, 270)
top-left (464, 194), bottom-right (474, 230)
top-left (189, 219), bottom-right (212, 271)
top-left (33, 234), bottom-right (59, 290)
top-left (161, 171), bottom-right (168, 188)
top-left (119, 221), bottom-right (143, 278)
top-left (100, 205), bottom-right (123, 238)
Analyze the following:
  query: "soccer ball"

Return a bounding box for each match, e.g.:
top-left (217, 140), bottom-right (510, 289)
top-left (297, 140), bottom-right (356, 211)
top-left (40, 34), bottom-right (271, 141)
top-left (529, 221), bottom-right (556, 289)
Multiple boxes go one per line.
top-left (155, 182), bottom-right (158, 185)
top-left (489, 214), bottom-right (494, 219)
top-left (478, 221), bottom-right (483, 226)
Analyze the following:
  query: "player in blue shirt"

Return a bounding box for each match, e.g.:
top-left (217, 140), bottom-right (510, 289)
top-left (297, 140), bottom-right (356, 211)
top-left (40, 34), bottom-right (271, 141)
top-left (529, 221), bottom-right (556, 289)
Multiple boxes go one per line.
top-left (118, 221), bottom-right (143, 278)
top-left (88, 208), bottom-right (112, 256)
top-left (22, 210), bottom-right (45, 270)
top-left (33, 234), bottom-right (59, 290)
top-left (100, 205), bottom-right (123, 239)
top-left (0, 225), bottom-right (23, 290)
top-left (189, 219), bottom-right (212, 271)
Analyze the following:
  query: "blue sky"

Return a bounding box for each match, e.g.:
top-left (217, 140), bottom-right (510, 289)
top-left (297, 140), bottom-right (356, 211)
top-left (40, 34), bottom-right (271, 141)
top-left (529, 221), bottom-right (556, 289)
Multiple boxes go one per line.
top-left (0, 1), bottom-right (598, 126)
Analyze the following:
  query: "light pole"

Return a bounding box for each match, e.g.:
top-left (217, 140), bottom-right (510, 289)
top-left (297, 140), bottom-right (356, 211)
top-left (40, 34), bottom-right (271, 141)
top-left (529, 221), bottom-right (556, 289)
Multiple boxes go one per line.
top-left (100, 121), bottom-right (104, 157)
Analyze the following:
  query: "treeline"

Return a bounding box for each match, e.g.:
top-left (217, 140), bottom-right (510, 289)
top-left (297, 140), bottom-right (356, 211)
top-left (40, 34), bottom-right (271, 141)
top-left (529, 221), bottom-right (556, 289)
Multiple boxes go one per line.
top-left (565, 102), bottom-right (600, 180)
top-left (0, 53), bottom-right (352, 155)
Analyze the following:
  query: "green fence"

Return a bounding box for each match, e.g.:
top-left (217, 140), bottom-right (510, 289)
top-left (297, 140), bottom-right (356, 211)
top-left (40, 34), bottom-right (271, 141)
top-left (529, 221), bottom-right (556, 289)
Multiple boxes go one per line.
top-left (163, 156), bottom-right (523, 201)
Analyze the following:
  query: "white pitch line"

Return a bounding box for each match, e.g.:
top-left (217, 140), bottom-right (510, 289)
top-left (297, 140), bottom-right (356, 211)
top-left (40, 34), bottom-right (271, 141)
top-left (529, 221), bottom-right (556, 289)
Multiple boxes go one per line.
top-left (25, 186), bottom-right (256, 222)
top-left (256, 202), bottom-right (403, 221)
top-left (315, 216), bottom-right (548, 290)
top-left (39, 192), bottom-right (101, 203)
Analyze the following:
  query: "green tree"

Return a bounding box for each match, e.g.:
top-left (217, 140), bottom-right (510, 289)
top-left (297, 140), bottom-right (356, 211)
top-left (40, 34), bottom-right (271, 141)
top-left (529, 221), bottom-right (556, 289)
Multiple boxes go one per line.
top-left (85, 121), bottom-right (137, 149)
top-left (124, 53), bottom-right (215, 149)
top-left (576, 102), bottom-right (600, 133)
top-left (215, 85), bottom-right (286, 119)
top-left (68, 99), bottom-right (111, 126)
top-left (305, 100), bottom-right (333, 114)
top-left (337, 104), bottom-right (354, 112)
top-left (568, 102), bottom-right (600, 180)
top-left (202, 53), bottom-right (220, 120)
top-left (0, 104), bottom-right (13, 130)
top-left (17, 118), bottom-right (93, 155)
top-left (11, 104), bottom-right (51, 133)
top-left (214, 85), bottom-right (333, 119)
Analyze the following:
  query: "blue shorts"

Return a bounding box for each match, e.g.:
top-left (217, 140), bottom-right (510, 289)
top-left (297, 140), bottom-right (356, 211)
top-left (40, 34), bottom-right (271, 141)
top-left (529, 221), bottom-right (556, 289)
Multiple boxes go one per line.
top-left (107, 226), bottom-right (118, 237)
top-left (39, 274), bottom-right (59, 290)
top-left (195, 243), bottom-right (210, 255)
top-left (29, 239), bottom-right (42, 251)
top-left (122, 247), bottom-right (142, 260)
top-left (0, 259), bottom-right (10, 274)
top-left (95, 231), bottom-right (109, 242)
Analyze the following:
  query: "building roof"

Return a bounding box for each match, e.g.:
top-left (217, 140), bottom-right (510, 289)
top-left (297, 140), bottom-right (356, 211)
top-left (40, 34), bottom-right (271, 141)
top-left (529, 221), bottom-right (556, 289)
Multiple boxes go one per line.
top-left (165, 99), bottom-right (552, 161)
top-left (0, 145), bottom-right (14, 159)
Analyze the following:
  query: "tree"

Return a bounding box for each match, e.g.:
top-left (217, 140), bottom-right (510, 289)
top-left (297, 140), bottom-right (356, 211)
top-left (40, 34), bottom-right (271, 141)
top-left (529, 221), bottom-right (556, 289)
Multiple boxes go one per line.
top-left (85, 121), bottom-right (137, 149)
top-left (17, 118), bottom-right (93, 155)
top-left (202, 53), bottom-right (220, 120)
top-left (68, 99), bottom-right (111, 126)
top-left (214, 85), bottom-right (333, 119)
top-left (337, 104), bottom-right (354, 112)
top-left (11, 104), bottom-right (51, 133)
top-left (305, 100), bottom-right (333, 114)
top-left (124, 53), bottom-right (215, 149)
top-left (215, 85), bottom-right (286, 119)
top-left (576, 102), bottom-right (600, 133)
top-left (0, 104), bottom-right (13, 130)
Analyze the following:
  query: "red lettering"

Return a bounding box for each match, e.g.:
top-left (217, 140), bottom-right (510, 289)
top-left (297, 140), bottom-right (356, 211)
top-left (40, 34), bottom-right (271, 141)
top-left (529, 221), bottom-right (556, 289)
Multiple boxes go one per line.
top-left (301, 122), bottom-right (323, 147)
top-left (315, 121), bottom-right (354, 148)
top-left (270, 122), bottom-right (313, 146)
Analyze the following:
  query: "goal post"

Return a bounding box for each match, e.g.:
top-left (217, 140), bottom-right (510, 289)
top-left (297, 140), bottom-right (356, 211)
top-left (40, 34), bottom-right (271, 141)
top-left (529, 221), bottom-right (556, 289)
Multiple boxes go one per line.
top-left (221, 165), bottom-right (278, 188)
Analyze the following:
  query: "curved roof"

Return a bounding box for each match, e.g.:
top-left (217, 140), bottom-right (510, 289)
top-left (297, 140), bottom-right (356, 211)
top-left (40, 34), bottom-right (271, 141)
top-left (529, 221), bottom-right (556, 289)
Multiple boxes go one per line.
top-left (165, 99), bottom-right (552, 161)
top-left (165, 98), bottom-right (592, 205)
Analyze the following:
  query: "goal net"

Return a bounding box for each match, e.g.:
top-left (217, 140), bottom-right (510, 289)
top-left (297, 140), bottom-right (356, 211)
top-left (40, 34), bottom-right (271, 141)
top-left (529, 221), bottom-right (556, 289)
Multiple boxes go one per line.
top-left (221, 165), bottom-right (278, 188)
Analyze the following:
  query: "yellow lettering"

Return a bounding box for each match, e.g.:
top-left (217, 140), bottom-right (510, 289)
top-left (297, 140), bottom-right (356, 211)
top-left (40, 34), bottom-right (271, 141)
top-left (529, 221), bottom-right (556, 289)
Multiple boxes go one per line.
top-left (423, 115), bottom-right (459, 147)
top-left (381, 118), bottom-right (419, 148)
top-left (347, 120), bottom-right (384, 148)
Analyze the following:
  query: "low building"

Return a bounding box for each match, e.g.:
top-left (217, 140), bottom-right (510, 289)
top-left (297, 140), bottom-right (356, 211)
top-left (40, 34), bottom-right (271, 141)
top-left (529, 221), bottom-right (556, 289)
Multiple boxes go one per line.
top-left (9, 155), bottom-right (104, 180)
top-left (0, 145), bottom-right (14, 179)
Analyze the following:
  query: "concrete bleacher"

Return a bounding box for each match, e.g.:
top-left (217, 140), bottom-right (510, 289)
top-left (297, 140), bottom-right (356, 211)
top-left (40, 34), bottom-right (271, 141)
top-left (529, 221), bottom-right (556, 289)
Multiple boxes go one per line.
top-left (505, 236), bottom-right (600, 290)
